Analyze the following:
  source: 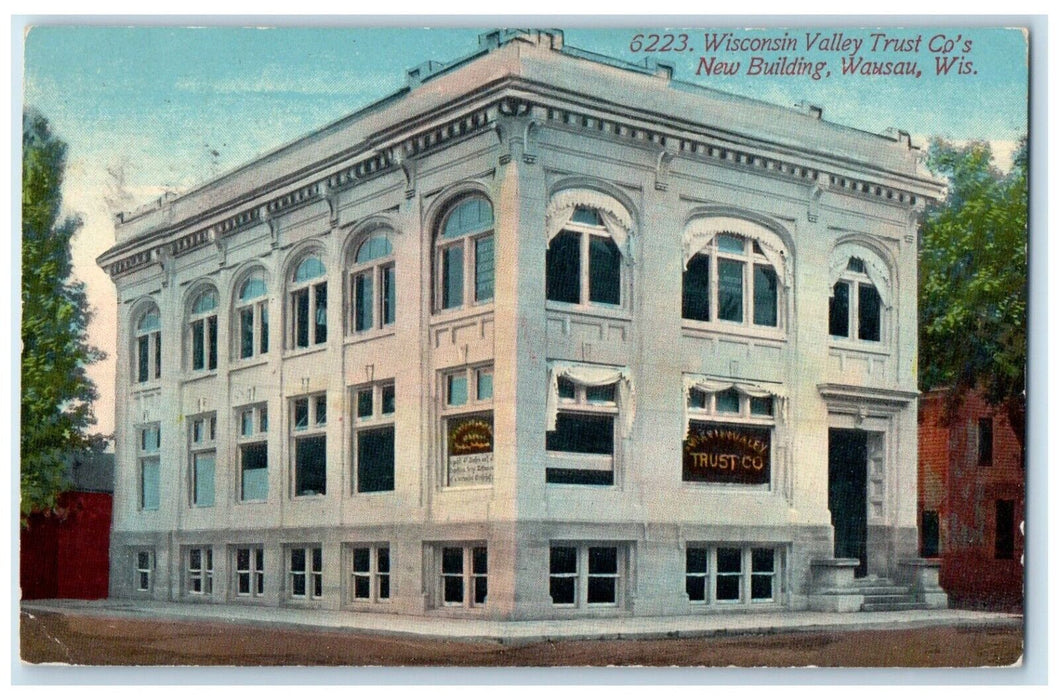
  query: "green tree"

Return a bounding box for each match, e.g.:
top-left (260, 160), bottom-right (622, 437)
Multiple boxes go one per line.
top-left (21, 109), bottom-right (105, 519)
top-left (919, 137), bottom-right (1028, 459)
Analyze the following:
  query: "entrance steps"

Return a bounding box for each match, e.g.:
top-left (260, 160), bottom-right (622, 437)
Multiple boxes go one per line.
top-left (851, 576), bottom-right (925, 612)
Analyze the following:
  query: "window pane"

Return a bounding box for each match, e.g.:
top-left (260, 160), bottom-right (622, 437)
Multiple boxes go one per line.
top-left (682, 253), bottom-right (710, 321)
top-left (315, 395), bottom-right (327, 425)
top-left (192, 319), bottom-right (204, 370)
top-left (588, 235), bottom-right (621, 305)
top-left (240, 274), bottom-right (267, 301)
top-left (314, 283), bottom-right (327, 343)
top-left (382, 265), bottom-right (396, 326)
top-left (207, 316), bottom-right (217, 369)
top-left (571, 206), bottom-right (601, 225)
top-left (357, 426), bottom-right (395, 493)
top-left (686, 575), bottom-right (706, 601)
top-left (716, 388), bottom-right (740, 413)
top-left (241, 410), bottom-right (253, 437)
top-left (141, 457), bottom-right (160, 510)
top-left (447, 374), bottom-right (468, 407)
top-left (718, 259), bottom-right (744, 322)
top-left (978, 417), bottom-right (994, 466)
top-left (858, 283), bottom-right (881, 341)
top-left (240, 308), bottom-right (254, 359)
top-left (354, 273), bottom-right (373, 332)
top-left (550, 546), bottom-right (577, 574)
top-left (354, 574), bottom-right (370, 599)
top-left (312, 548), bottom-right (322, 571)
top-left (546, 413), bottom-right (614, 455)
top-left (294, 398), bottom-right (309, 429)
top-left (752, 548), bottom-right (774, 573)
top-left (557, 376), bottom-right (576, 400)
top-left (588, 547), bottom-right (617, 574)
top-left (475, 235), bottom-right (494, 302)
top-left (587, 576), bottom-right (616, 604)
top-left (137, 310), bottom-right (160, 332)
top-left (546, 231), bottom-right (581, 303)
top-left (753, 265), bottom-right (778, 326)
top-left (441, 548), bottom-right (463, 574)
top-left (716, 576), bottom-right (741, 601)
top-left (241, 443), bottom-right (268, 501)
top-left (357, 389), bottom-right (373, 418)
top-left (381, 385), bottom-right (396, 414)
top-left (550, 577), bottom-right (576, 605)
top-left (442, 197), bottom-right (493, 239)
top-left (585, 383), bottom-right (616, 404)
top-left (154, 332), bottom-right (161, 378)
top-left (353, 548), bottom-right (370, 571)
top-left (137, 336), bottom-right (149, 382)
top-left (716, 234), bottom-right (744, 254)
top-left (847, 257), bottom-right (866, 273)
top-left (686, 548), bottom-right (709, 574)
top-left (190, 548), bottom-right (201, 569)
top-left (476, 370), bottom-right (493, 401)
top-left (378, 575), bottom-right (390, 600)
top-left (377, 548), bottom-right (390, 573)
top-left (295, 435), bottom-right (327, 496)
top-left (472, 547), bottom-right (487, 575)
top-left (291, 549), bottom-right (306, 571)
top-left (473, 575), bottom-right (488, 605)
top-left (829, 282), bottom-right (850, 337)
top-left (294, 288), bottom-right (310, 348)
top-left (688, 389), bottom-right (708, 410)
top-left (921, 510), bottom-right (940, 557)
top-left (717, 548), bottom-right (742, 573)
top-left (260, 306), bottom-right (269, 354)
top-left (291, 574), bottom-right (306, 597)
top-left (750, 396), bottom-right (774, 416)
top-left (193, 452), bottom-right (215, 506)
top-left (356, 234), bottom-right (392, 263)
top-left (546, 468), bottom-right (614, 486)
top-left (443, 576), bottom-right (464, 603)
top-left (441, 246), bottom-right (463, 309)
top-left (294, 256), bottom-right (326, 282)
top-left (751, 574), bottom-right (773, 600)
top-left (259, 407), bottom-right (268, 433)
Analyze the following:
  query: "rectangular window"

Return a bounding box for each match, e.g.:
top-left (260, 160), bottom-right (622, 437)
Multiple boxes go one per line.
top-left (292, 394), bottom-right (326, 497)
top-left (752, 265), bottom-right (778, 326)
top-left (978, 417), bottom-right (994, 466)
top-left (682, 253), bottom-right (710, 322)
top-left (189, 414), bottom-right (216, 507)
top-left (353, 382), bottom-right (396, 494)
top-left (548, 544), bottom-right (623, 608)
top-left (921, 510), bottom-right (940, 558)
top-left (685, 548), bottom-right (709, 603)
top-left (235, 546), bottom-right (265, 597)
top-left (995, 500), bottom-right (1015, 560)
top-left (858, 284), bottom-right (881, 341)
top-left (441, 245), bottom-right (463, 310)
top-left (546, 378), bottom-right (619, 486)
top-left (439, 545), bottom-right (487, 607)
top-left (685, 545), bottom-right (781, 607)
top-left (715, 547), bottom-right (743, 602)
top-left (139, 424), bottom-right (161, 511)
top-left (136, 550), bottom-right (153, 592)
top-left (187, 547), bottom-right (213, 596)
top-left (138, 336), bottom-right (150, 382)
top-left (750, 548), bottom-right (775, 601)
top-left (683, 382), bottom-right (776, 486)
top-left (288, 546), bottom-right (323, 599)
top-left (237, 404), bottom-right (268, 502)
top-left (192, 319), bottom-right (205, 370)
top-left (588, 235), bottom-right (621, 305)
top-left (546, 231), bottom-right (580, 304)
top-left (442, 365), bottom-right (495, 488)
top-left (717, 259), bottom-right (744, 322)
top-left (350, 544), bottom-right (391, 603)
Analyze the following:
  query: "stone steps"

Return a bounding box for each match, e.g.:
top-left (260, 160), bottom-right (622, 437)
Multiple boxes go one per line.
top-left (850, 578), bottom-right (926, 612)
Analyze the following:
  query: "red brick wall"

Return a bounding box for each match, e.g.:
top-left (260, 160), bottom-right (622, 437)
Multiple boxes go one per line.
top-left (918, 390), bottom-right (1024, 610)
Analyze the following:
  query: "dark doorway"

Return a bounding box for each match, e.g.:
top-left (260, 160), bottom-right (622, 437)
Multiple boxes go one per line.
top-left (829, 428), bottom-right (868, 577)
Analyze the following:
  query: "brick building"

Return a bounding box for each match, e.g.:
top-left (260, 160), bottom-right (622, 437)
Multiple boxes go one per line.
top-left (918, 389), bottom-right (1024, 609)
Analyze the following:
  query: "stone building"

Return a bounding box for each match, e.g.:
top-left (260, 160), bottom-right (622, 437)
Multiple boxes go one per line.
top-left (98, 29), bottom-right (945, 618)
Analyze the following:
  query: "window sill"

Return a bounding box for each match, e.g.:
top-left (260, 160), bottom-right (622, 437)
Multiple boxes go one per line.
top-left (546, 302), bottom-right (631, 323)
top-left (681, 321), bottom-right (786, 344)
top-left (429, 304), bottom-right (494, 326)
top-left (284, 345), bottom-right (328, 361)
top-left (345, 327), bottom-right (396, 346)
top-left (828, 339), bottom-right (891, 356)
top-left (230, 356), bottom-right (269, 371)
top-left (131, 381), bottom-right (162, 394)
top-left (235, 499), bottom-right (269, 506)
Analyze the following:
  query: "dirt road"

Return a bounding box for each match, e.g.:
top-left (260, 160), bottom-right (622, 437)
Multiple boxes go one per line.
top-left (20, 610), bottom-right (1022, 667)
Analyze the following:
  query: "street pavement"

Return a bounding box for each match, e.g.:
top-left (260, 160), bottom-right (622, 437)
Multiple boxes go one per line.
top-left (20, 598), bottom-right (1021, 644)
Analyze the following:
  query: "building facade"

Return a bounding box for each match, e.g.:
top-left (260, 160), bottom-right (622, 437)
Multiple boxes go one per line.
top-left (98, 30), bottom-right (945, 619)
top-left (918, 390), bottom-right (1024, 610)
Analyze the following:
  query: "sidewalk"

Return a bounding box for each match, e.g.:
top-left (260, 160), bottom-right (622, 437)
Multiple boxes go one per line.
top-left (20, 598), bottom-right (1021, 644)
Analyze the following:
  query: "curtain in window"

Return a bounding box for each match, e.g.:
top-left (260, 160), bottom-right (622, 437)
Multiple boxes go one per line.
top-left (682, 217), bottom-right (790, 288)
top-left (681, 373), bottom-right (788, 437)
top-left (545, 189), bottom-right (634, 261)
top-left (827, 242), bottom-right (893, 308)
top-left (545, 362), bottom-right (635, 437)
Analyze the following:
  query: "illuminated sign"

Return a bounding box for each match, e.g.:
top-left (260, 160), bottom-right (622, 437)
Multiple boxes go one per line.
top-left (447, 414), bottom-right (494, 487)
top-left (683, 421), bottom-right (771, 485)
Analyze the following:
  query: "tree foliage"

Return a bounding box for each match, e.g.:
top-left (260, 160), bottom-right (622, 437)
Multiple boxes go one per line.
top-left (21, 109), bottom-right (105, 519)
top-left (918, 137), bottom-right (1028, 452)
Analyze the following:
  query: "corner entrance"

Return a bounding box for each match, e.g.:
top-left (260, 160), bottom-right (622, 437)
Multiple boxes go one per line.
top-left (828, 428), bottom-right (868, 578)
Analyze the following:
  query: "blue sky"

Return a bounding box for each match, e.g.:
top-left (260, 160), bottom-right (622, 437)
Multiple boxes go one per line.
top-left (19, 24), bottom-right (1030, 435)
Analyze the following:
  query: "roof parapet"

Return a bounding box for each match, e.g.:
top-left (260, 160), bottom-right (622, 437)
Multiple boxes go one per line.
top-left (794, 102), bottom-right (824, 120)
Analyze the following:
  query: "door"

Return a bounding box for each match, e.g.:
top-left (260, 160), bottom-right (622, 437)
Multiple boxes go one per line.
top-left (828, 428), bottom-right (868, 577)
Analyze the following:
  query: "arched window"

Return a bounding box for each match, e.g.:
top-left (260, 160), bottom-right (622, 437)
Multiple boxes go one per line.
top-left (134, 305), bottom-right (161, 383)
top-left (349, 232), bottom-right (395, 333)
top-left (290, 254), bottom-right (327, 349)
top-left (235, 271), bottom-right (269, 359)
top-left (435, 195), bottom-right (494, 311)
top-left (188, 287), bottom-right (219, 372)
top-left (682, 218), bottom-right (789, 330)
top-left (547, 207), bottom-right (622, 306)
top-left (827, 242), bottom-right (892, 344)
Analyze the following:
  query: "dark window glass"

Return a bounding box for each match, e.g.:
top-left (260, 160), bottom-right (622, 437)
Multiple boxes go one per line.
top-left (382, 265), bottom-right (396, 326)
top-left (207, 316), bottom-right (217, 369)
top-left (546, 231), bottom-right (581, 303)
top-left (357, 389), bottom-right (373, 418)
top-left (716, 388), bottom-right (740, 413)
top-left (357, 426), bottom-right (395, 493)
top-left (240, 443), bottom-right (268, 501)
top-left (240, 308), bottom-right (254, 358)
top-left (381, 385), bottom-right (396, 414)
top-left (314, 284), bottom-right (327, 343)
top-left (858, 283), bottom-right (881, 341)
top-left (686, 575), bottom-right (706, 602)
top-left (354, 574), bottom-right (370, 599)
top-left (750, 396), bottom-right (774, 416)
top-left (750, 548), bottom-right (775, 601)
top-left (294, 288), bottom-right (310, 348)
top-left (587, 547), bottom-right (618, 604)
top-left (442, 246), bottom-right (463, 309)
top-left (995, 500), bottom-right (1015, 560)
top-left (294, 398), bottom-right (309, 429)
top-left (687, 548), bottom-right (709, 574)
top-left (557, 376), bottom-right (576, 400)
top-left (546, 413), bottom-right (614, 455)
top-left (682, 253), bottom-right (710, 321)
top-left (585, 384), bottom-right (616, 404)
top-left (138, 336), bottom-right (149, 382)
top-left (353, 548), bottom-right (370, 571)
top-left (354, 273), bottom-right (373, 332)
top-left (588, 235), bottom-right (621, 305)
top-left (829, 282), bottom-right (850, 337)
top-left (571, 206), bottom-right (601, 225)
top-left (472, 546), bottom-right (488, 604)
top-left (589, 546), bottom-right (617, 573)
top-left (260, 307), bottom-right (269, 354)
top-left (921, 510), bottom-right (940, 558)
top-left (718, 259), bottom-right (744, 322)
top-left (154, 333), bottom-right (161, 378)
top-left (848, 257), bottom-right (866, 273)
top-left (716, 547), bottom-right (742, 602)
top-left (192, 320), bottom-right (204, 370)
top-left (549, 546), bottom-right (577, 605)
top-left (753, 265), bottom-right (778, 326)
top-left (685, 548), bottom-right (709, 602)
top-left (295, 435), bottom-right (326, 496)
top-left (978, 417), bottom-right (994, 466)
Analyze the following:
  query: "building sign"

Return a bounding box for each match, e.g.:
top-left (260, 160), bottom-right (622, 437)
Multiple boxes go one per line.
top-left (447, 414), bottom-right (494, 486)
top-left (683, 421), bottom-right (771, 484)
